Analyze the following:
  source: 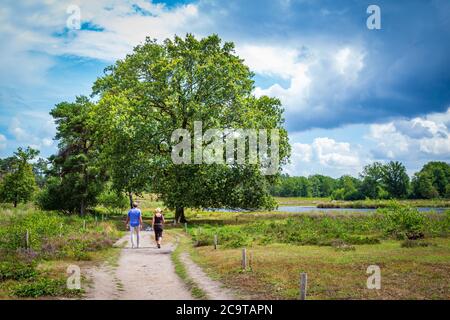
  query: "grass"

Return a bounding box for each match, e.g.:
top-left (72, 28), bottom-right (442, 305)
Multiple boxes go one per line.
top-left (169, 230), bottom-right (207, 299)
top-left (0, 204), bottom-right (122, 299)
top-left (192, 238), bottom-right (450, 299)
top-left (181, 205), bottom-right (450, 300)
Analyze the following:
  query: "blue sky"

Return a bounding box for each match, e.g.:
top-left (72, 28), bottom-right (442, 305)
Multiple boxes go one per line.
top-left (0, 0), bottom-right (449, 177)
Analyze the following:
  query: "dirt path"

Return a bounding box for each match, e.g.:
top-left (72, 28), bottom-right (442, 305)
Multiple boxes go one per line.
top-left (180, 252), bottom-right (236, 300)
top-left (85, 231), bottom-right (193, 300)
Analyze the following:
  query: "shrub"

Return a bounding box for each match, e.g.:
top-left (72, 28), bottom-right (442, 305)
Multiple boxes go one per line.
top-left (0, 261), bottom-right (36, 281)
top-left (11, 277), bottom-right (81, 297)
top-left (377, 204), bottom-right (426, 240)
top-left (401, 239), bottom-right (432, 248)
top-left (97, 188), bottom-right (128, 214)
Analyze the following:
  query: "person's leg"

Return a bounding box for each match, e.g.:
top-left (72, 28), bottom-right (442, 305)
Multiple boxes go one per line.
top-left (154, 228), bottom-right (159, 246)
top-left (158, 230), bottom-right (163, 245)
top-left (130, 226), bottom-right (135, 248)
top-left (136, 227), bottom-right (140, 248)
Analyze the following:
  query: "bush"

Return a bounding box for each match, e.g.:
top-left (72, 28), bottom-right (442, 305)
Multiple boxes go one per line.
top-left (0, 261), bottom-right (36, 281)
top-left (11, 277), bottom-right (80, 298)
top-left (97, 188), bottom-right (128, 214)
top-left (377, 204), bottom-right (426, 240)
top-left (401, 239), bottom-right (432, 248)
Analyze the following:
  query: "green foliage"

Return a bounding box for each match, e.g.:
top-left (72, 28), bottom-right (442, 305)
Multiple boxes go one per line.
top-left (377, 204), bottom-right (427, 239)
top-left (0, 147), bottom-right (38, 207)
top-left (401, 239), bottom-right (431, 248)
top-left (412, 161), bottom-right (450, 199)
top-left (382, 161), bottom-right (410, 198)
top-left (11, 277), bottom-right (81, 298)
top-left (332, 175), bottom-right (363, 200)
top-left (189, 207), bottom-right (448, 248)
top-left (97, 187), bottom-right (129, 213)
top-left (0, 209), bottom-right (119, 259)
top-left (91, 34), bottom-right (291, 222)
top-left (0, 261), bottom-right (36, 281)
top-left (46, 96), bottom-right (107, 215)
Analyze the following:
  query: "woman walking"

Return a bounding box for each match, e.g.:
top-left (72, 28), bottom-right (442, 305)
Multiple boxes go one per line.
top-left (152, 208), bottom-right (165, 248)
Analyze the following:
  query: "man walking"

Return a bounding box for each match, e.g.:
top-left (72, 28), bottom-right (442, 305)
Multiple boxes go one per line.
top-left (125, 202), bottom-right (143, 248)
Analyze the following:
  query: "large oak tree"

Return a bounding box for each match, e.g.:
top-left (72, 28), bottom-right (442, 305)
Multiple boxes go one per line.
top-left (92, 34), bottom-right (290, 222)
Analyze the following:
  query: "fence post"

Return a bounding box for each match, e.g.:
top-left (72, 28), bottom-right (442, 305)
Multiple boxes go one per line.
top-left (214, 234), bottom-right (218, 250)
top-left (83, 220), bottom-right (86, 230)
top-left (299, 273), bottom-right (308, 300)
top-left (242, 248), bottom-right (247, 270)
top-left (184, 222), bottom-right (188, 233)
top-left (59, 223), bottom-right (63, 237)
top-left (25, 229), bottom-right (29, 250)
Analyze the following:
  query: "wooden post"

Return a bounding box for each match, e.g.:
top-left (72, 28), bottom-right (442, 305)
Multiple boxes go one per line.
top-left (249, 251), bottom-right (253, 270)
top-left (242, 248), bottom-right (247, 270)
top-left (83, 220), bottom-right (86, 230)
top-left (59, 223), bottom-right (63, 237)
top-left (25, 229), bottom-right (29, 250)
top-left (299, 273), bottom-right (308, 300)
top-left (214, 234), bottom-right (218, 250)
top-left (184, 222), bottom-right (188, 233)
top-left (95, 216), bottom-right (98, 225)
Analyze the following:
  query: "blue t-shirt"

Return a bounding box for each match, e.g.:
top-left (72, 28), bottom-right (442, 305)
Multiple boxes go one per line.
top-left (128, 208), bottom-right (141, 227)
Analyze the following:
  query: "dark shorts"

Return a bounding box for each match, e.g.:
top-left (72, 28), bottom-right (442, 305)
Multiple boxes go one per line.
top-left (154, 226), bottom-right (163, 240)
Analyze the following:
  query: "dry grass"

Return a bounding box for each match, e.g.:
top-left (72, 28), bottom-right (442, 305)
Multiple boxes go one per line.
top-left (191, 238), bottom-right (450, 300)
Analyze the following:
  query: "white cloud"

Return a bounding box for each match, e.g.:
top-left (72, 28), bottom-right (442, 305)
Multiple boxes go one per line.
top-left (6, 113), bottom-right (56, 152)
top-left (368, 107), bottom-right (450, 159)
top-left (0, 134), bottom-right (6, 150)
top-left (312, 137), bottom-right (361, 168)
top-left (285, 136), bottom-right (364, 177)
top-left (242, 42), bottom-right (366, 120)
top-left (0, 0), bottom-right (208, 87)
top-left (334, 47), bottom-right (365, 81)
top-left (9, 118), bottom-right (29, 141)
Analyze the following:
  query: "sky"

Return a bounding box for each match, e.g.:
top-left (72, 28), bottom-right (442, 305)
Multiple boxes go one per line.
top-left (0, 0), bottom-right (449, 178)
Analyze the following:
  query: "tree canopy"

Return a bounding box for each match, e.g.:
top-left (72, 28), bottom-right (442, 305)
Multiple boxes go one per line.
top-left (91, 34), bottom-right (290, 221)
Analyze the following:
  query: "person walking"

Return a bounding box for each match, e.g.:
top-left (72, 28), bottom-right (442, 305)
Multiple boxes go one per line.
top-left (152, 208), bottom-right (165, 249)
top-left (125, 202), bottom-right (143, 248)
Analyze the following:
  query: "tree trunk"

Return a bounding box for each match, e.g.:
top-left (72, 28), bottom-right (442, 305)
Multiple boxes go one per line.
top-left (80, 198), bottom-right (86, 216)
top-left (175, 207), bottom-right (187, 223)
top-left (128, 192), bottom-right (133, 209)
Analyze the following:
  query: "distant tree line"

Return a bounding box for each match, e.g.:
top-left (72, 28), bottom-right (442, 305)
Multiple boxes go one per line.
top-left (271, 161), bottom-right (450, 200)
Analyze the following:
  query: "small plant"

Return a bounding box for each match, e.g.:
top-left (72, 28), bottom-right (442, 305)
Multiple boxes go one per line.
top-left (12, 278), bottom-right (70, 298)
top-left (401, 239), bottom-right (432, 248)
top-left (331, 239), bottom-right (355, 251)
top-left (0, 261), bottom-right (36, 281)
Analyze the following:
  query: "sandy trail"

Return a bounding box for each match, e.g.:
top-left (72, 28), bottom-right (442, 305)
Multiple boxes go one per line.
top-left (180, 252), bottom-right (236, 300)
top-left (85, 231), bottom-right (193, 300)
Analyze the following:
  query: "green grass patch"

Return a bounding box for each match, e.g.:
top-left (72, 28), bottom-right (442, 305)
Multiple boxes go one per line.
top-left (171, 233), bottom-right (207, 299)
